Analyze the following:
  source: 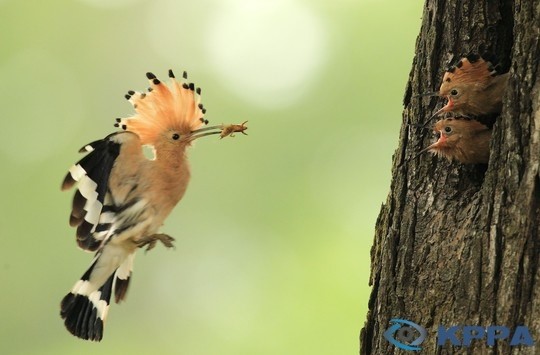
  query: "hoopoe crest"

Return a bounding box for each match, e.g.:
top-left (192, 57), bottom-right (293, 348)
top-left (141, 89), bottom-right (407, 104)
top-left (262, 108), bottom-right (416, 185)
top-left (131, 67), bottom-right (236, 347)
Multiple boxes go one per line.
top-left (116, 70), bottom-right (209, 145)
top-left (60, 69), bottom-right (247, 341)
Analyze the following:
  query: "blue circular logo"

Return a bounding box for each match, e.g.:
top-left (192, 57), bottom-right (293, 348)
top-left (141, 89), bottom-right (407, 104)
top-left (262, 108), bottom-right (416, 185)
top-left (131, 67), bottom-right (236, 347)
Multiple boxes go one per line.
top-left (383, 319), bottom-right (427, 351)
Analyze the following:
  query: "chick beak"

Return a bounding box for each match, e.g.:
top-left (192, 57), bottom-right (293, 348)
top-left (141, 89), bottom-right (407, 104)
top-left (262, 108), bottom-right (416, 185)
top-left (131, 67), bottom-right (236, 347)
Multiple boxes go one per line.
top-left (435, 130), bottom-right (447, 145)
top-left (440, 96), bottom-right (454, 112)
top-left (408, 130), bottom-right (445, 162)
top-left (417, 97), bottom-right (454, 128)
top-left (422, 131), bottom-right (445, 153)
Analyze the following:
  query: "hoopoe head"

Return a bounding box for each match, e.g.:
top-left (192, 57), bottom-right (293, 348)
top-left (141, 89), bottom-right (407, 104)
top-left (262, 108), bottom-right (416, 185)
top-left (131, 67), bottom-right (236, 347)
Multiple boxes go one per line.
top-left (436, 54), bottom-right (501, 115)
top-left (420, 117), bottom-right (491, 164)
top-left (116, 70), bottom-right (221, 149)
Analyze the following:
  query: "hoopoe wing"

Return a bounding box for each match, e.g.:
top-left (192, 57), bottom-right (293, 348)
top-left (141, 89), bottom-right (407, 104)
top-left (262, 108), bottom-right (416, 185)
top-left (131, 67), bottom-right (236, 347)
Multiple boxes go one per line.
top-left (62, 131), bottom-right (144, 251)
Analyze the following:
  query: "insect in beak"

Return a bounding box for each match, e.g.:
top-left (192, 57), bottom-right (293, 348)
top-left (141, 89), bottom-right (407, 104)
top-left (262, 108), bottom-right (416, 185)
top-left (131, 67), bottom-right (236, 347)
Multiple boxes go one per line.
top-left (220, 121), bottom-right (248, 139)
top-left (188, 122), bottom-right (249, 141)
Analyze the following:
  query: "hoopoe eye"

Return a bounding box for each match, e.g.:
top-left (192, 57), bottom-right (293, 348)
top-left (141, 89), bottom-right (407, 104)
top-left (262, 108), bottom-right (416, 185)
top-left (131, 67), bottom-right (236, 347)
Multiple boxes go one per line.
top-left (172, 133), bottom-right (180, 140)
top-left (450, 89), bottom-right (459, 96)
top-left (444, 126), bottom-right (453, 133)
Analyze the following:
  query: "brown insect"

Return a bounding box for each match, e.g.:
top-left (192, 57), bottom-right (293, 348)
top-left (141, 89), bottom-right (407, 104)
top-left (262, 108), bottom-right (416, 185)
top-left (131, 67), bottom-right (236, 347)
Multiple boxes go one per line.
top-left (220, 121), bottom-right (248, 139)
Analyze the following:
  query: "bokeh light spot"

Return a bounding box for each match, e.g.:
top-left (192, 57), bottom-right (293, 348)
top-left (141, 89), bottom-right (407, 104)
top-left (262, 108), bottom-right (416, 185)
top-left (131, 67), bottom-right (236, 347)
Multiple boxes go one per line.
top-left (204, 0), bottom-right (328, 108)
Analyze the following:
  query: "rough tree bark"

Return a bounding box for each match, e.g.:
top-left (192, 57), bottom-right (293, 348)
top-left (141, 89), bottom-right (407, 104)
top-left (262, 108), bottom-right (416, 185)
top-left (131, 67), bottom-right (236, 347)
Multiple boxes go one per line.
top-left (360, 0), bottom-right (539, 354)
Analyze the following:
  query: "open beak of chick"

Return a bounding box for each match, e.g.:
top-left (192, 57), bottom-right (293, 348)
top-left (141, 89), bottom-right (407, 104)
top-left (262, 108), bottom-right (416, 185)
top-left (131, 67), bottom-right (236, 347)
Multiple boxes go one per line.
top-left (411, 129), bottom-right (446, 161)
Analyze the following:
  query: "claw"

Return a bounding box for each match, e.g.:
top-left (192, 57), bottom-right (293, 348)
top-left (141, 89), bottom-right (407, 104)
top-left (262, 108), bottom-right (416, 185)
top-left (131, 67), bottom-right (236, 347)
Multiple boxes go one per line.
top-left (135, 233), bottom-right (176, 252)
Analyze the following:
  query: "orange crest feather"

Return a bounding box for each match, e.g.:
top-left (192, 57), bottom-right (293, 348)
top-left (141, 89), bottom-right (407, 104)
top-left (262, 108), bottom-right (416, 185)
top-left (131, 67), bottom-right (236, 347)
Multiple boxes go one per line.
top-left (439, 55), bottom-right (499, 93)
top-left (116, 70), bottom-right (206, 145)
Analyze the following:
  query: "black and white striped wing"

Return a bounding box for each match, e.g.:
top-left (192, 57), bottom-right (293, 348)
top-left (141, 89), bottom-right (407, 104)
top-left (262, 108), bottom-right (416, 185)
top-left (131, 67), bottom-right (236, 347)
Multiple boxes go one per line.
top-left (62, 132), bottom-right (139, 251)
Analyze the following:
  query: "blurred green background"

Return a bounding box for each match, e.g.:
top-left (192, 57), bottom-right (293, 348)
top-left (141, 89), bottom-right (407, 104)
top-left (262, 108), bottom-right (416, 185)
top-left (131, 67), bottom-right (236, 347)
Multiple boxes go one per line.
top-left (0, 0), bottom-right (422, 354)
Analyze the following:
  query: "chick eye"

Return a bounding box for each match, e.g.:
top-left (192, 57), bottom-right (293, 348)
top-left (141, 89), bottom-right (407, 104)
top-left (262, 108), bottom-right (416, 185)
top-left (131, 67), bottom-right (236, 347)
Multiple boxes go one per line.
top-left (434, 131), bottom-right (441, 139)
top-left (450, 89), bottom-right (459, 96)
top-left (444, 126), bottom-right (453, 133)
top-left (172, 133), bottom-right (180, 140)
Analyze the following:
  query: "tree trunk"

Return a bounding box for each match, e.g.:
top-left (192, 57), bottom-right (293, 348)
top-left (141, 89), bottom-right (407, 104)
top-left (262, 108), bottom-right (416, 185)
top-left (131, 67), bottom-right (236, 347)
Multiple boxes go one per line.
top-left (360, 0), bottom-right (540, 354)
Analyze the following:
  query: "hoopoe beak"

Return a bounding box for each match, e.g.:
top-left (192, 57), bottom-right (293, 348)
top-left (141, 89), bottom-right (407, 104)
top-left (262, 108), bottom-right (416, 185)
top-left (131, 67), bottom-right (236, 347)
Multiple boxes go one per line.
top-left (414, 92), bottom-right (447, 127)
top-left (440, 96), bottom-right (454, 112)
top-left (410, 130), bottom-right (446, 161)
top-left (431, 97), bottom-right (454, 118)
top-left (417, 106), bottom-right (446, 128)
top-left (187, 125), bottom-right (224, 141)
top-left (421, 98), bottom-right (453, 126)
top-left (428, 130), bottom-right (448, 150)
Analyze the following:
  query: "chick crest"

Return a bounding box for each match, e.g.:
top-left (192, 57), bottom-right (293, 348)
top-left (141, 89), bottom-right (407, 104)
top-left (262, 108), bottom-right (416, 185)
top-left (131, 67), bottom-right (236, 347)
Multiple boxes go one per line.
top-left (115, 70), bottom-right (207, 146)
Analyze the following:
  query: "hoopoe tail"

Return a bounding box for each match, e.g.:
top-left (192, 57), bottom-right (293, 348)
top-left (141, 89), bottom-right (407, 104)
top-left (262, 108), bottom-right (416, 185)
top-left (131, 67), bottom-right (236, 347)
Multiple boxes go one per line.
top-left (60, 250), bottom-right (135, 341)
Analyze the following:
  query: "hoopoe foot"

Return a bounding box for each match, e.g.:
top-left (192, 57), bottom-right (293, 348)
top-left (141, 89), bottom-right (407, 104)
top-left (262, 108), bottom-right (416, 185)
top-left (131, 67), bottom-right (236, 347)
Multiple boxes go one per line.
top-left (136, 233), bottom-right (176, 252)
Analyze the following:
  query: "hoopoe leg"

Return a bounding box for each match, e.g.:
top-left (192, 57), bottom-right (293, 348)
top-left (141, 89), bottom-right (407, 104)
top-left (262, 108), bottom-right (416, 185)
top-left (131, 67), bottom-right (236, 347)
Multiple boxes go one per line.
top-left (135, 233), bottom-right (176, 252)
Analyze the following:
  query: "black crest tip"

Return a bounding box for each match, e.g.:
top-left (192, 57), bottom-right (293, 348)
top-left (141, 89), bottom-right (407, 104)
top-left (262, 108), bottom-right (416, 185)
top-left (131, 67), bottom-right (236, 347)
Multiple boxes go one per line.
top-left (189, 83), bottom-right (195, 91)
top-left (168, 69), bottom-right (175, 78)
top-left (146, 72), bottom-right (156, 80)
top-left (196, 87), bottom-right (201, 95)
top-left (182, 71), bottom-right (188, 79)
top-left (127, 90), bottom-right (135, 95)
top-left (152, 78), bottom-right (161, 85)
top-left (481, 52), bottom-right (495, 62)
top-left (466, 53), bottom-right (480, 63)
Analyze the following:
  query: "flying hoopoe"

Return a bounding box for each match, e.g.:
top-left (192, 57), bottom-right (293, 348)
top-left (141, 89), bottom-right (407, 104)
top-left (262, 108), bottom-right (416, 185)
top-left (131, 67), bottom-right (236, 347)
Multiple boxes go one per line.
top-left (60, 69), bottom-right (247, 341)
top-left (418, 117), bottom-right (491, 164)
